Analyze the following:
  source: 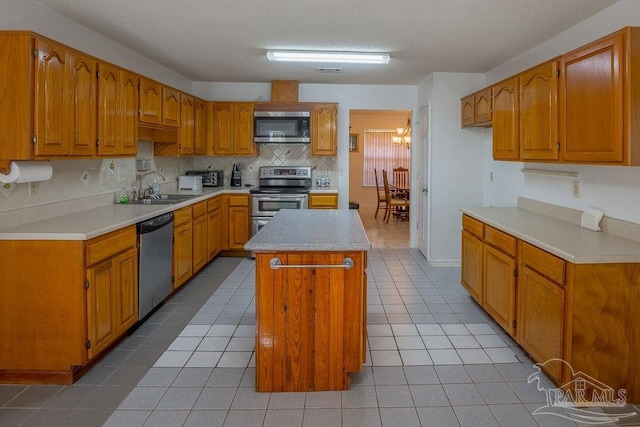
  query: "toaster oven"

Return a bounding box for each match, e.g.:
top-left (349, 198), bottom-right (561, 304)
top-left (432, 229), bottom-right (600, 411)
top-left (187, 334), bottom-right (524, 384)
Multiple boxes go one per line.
top-left (186, 170), bottom-right (224, 187)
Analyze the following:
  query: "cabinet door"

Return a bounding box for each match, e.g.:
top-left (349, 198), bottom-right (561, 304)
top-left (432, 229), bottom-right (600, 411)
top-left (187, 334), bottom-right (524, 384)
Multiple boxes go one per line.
top-left (192, 214), bottom-right (208, 273)
top-left (519, 60), bottom-right (559, 160)
top-left (34, 38), bottom-right (69, 156)
top-left (460, 95), bottom-right (475, 127)
top-left (173, 221), bottom-right (193, 290)
top-left (517, 266), bottom-right (565, 383)
top-left (97, 62), bottom-right (120, 156)
top-left (560, 31), bottom-right (624, 163)
top-left (461, 230), bottom-right (483, 305)
top-left (233, 102), bottom-right (255, 155)
top-left (179, 93), bottom-right (195, 155)
top-left (207, 208), bottom-right (222, 260)
top-left (474, 88), bottom-right (492, 124)
top-left (311, 104), bottom-right (337, 156)
top-left (194, 99), bottom-right (207, 155)
top-left (68, 51), bottom-right (97, 156)
top-left (228, 206), bottom-right (249, 250)
top-left (114, 248), bottom-right (138, 333)
top-left (120, 70), bottom-right (138, 155)
top-left (483, 245), bottom-right (516, 336)
top-left (138, 77), bottom-right (162, 125)
top-left (212, 102), bottom-right (233, 155)
top-left (86, 259), bottom-right (116, 359)
top-left (492, 77), bottom-right (520, 160)
top-left (162, 86), bottom-right (180, 128)
top-left (309, 194), bottom-right (338, 209)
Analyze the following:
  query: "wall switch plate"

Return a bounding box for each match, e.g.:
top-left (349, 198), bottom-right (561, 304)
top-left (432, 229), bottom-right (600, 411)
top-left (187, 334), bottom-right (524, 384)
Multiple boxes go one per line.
top-left (573, 181), bottom-right (580, 198)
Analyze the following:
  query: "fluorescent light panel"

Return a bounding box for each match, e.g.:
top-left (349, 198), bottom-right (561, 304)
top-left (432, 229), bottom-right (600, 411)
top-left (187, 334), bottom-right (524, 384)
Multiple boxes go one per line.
top-left (266, 50), bottom-right (390, 64)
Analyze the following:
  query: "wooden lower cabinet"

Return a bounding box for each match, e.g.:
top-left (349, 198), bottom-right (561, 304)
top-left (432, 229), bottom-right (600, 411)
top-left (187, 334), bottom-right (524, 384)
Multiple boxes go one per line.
top-left (308, 193), bottom-right (338, 209)
top-left (517, 265), bottom-right (565, 383)
top-left (254, 251), bottom-right (367, 392)
top-left (173, 206), bottom-right (193, 290)
top-left (483, 245), bottom-right (516, 335)
top-left (192, 201), bottom-right (208, 274)
top-left (226, 195), bottom-right (250, 251)
top-left (461, 214), bottom-right (640, 402)
top-left (86, 247), bottom-right (137, 358)
top-left (207, 197), bottom-right (223, 259)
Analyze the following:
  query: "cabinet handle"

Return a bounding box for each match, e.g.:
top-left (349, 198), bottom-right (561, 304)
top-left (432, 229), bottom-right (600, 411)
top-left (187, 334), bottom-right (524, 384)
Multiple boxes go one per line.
top-left (269, 257), bottom-right (354, 270)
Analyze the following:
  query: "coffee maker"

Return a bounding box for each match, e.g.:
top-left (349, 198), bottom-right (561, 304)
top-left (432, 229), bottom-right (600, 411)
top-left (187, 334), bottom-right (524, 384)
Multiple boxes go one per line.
top-left (231, 163), bottom-right (242, 187)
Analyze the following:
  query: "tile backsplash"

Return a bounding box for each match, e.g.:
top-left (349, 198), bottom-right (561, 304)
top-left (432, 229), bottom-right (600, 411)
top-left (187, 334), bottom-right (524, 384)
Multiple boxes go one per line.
top-left (0, 142), bottom-right (336, 216)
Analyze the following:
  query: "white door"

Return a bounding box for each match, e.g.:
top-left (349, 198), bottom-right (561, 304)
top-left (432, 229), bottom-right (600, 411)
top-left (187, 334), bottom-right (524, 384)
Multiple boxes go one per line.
top-left (417, 104), bottom-right (430, 258)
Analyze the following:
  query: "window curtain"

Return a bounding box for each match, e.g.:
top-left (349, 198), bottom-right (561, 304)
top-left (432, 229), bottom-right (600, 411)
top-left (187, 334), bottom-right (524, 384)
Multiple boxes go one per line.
top-left (363, 130), bottom-right (410, 187)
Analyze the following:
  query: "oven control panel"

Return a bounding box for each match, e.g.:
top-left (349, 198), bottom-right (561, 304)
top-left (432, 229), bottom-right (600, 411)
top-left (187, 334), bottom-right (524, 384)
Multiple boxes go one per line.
top-left (259, 166), bottom-right (311, 178)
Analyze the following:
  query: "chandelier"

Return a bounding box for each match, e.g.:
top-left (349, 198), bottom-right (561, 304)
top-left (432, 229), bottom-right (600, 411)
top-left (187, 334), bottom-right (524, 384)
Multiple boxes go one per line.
top-left (392, 118), bottom-right (411, 149)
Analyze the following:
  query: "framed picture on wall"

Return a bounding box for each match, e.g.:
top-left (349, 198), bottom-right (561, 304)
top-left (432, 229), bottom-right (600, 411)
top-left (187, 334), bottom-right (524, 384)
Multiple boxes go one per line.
top-left (349, 134), bottom-right (359, 153)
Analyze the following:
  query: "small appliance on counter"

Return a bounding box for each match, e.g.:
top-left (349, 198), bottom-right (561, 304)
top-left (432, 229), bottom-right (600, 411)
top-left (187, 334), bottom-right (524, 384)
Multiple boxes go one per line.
top-left (185, 170), bottom-right (224, 187)
top-left (231, 163), bottom-right (242, 187)
top-left (178, 175), bottom-right (203, 191)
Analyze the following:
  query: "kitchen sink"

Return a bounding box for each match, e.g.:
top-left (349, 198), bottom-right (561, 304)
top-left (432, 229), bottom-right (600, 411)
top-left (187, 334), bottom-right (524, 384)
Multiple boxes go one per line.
top-left (127, 194), bottom-right (198, 205)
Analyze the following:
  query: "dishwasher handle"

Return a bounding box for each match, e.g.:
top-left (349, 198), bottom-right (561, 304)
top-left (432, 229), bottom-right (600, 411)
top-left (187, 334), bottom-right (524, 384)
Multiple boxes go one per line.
top-left (137, 212), bottom-right (174, 234)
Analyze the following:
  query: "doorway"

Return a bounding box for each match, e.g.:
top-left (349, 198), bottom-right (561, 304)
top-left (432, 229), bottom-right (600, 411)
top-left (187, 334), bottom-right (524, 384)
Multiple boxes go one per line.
top-left (349, 109), bottom-right (412, 249)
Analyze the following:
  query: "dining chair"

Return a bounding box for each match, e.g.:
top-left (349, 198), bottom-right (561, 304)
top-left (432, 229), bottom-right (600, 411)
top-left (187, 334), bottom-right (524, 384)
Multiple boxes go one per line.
top-left (383, 170), bottom-right (410, 223)
top-left (374, 168), bottom-right (387, 218)
top-left (393, 167), bottom-right (409, 192)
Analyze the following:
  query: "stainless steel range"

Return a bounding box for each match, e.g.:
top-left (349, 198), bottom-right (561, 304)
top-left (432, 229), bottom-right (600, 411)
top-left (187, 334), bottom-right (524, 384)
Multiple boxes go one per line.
top-left (250, 166), bottom-right (311, 236)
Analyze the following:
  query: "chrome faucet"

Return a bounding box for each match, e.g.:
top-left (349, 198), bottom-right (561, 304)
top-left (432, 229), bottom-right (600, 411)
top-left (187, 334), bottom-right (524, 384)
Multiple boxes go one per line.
top-left (137, 170), bottom-right (165, 199)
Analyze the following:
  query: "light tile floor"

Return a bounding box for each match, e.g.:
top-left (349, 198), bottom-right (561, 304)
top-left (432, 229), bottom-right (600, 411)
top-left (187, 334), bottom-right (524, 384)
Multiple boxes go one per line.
top-left (2, 211), bottom-right (639, 426)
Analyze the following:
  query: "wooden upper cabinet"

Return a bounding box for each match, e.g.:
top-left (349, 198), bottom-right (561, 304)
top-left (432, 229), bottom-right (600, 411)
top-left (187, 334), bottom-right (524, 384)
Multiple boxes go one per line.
top-left (311, 103), bottom-right (337, 156)
top-left (492, 77), bottom-right (519, 160)
top-left (212, 102), bottom-right (233, 155)
top-left (560, 28), bottom-right (631, 164)
top-left (162, 86), bottom-right (180, 128)
top-left (211, 102), bottom-right (256, 156)
top-left (461, 95), bottom-right (475, 127)
top-left (138, 77), bottom-right (162, 125)
top-left (120, 70), bottom-right (138, 155)
top-left (98, 63), bottom-right (138, 156)
top-left (233, 102), bottom-right (255, 155)
top-left (194, 99), bottom-right (207, 155)
top-left (519, 59), bottom-right (559, 161)
top-left (34, 38), bottom-right (69, 157)
top-left (474, 88), bottom-right (492, 124)
top-left (68, 50), bottom-right (97, 156)
top-left (179, 93), bottom-right (195, 155)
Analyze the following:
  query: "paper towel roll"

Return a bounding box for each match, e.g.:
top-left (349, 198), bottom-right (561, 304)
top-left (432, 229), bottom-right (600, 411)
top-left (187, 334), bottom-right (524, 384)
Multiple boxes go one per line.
top-left (0, 161), bottom-right (53, 184)
top-left (581, 208), bottom-right (605, 232)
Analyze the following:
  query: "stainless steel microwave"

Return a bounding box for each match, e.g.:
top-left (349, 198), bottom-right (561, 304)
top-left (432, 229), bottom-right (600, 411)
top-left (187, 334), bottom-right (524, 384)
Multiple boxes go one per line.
top-left (254, 111), bottom-right (310, 143)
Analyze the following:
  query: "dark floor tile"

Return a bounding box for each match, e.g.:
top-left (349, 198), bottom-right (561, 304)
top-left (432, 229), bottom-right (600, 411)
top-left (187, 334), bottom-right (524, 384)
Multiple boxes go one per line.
top-left (0, 408), bottom-right (36, 425)
top-left (0, 385), bottom-right (28, 406)
top-left (65, 408), bottom-right (119, 427)
top-left (102, 366), bottom-right (149, 386)
top-left (81, 386), bottom-right (132, 409)
top-left (3, 385), bottom-right (63, 408)
top-left (42, 385), bottom-right (95, 409)
top-left (20, 408), bottom-right (72, 427)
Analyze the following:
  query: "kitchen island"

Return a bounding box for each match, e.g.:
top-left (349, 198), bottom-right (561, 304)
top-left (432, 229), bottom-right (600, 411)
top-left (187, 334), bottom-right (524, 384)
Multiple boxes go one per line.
top-left (245, 209), bottom-right (371, 392)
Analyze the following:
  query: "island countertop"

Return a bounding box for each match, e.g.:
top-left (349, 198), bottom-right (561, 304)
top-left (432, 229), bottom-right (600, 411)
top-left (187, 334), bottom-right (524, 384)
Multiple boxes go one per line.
top-left (245, 209), bottom-right (372, 252)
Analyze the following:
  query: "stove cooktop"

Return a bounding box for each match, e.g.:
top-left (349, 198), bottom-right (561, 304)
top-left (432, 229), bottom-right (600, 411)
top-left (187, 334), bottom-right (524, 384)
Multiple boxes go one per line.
top-left (250, 187), bottom-right (310, 194)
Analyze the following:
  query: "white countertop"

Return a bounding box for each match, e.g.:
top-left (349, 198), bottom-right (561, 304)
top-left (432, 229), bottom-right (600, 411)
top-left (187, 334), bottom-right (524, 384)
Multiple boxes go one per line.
top-left (0, 187), bottom-right (250, 241)
top-left (309, 186), bottom-right (338, 193)
top-left (245, 209), bottom-right (371, 252)
top-left (461, 207), bottom-right (640, 264)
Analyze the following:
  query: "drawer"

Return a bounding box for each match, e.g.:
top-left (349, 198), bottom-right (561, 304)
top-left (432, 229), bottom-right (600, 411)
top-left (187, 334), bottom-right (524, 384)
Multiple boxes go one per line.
top-left (485, 225), bottom-right (517, 257)
top-left (521, 242), bottom-right (565, 286)
top-left (228, 195), bottom-right (249, 207)
top-left (462, 214), bottom-right (484, 238)
top-left (309, 194), bottom-right (338, 209)
top-left (85, 226), bottom-right (136, 266)
top-left (192, 201), bottom-right (207, 218)
top-left (174, 206), bottom-right (192, 226)
top-left (207, 196), bottom-right (222, 211)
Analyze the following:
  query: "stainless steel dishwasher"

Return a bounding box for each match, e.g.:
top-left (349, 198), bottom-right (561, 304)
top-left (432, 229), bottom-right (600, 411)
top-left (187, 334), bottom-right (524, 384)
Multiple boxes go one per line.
top-left (137, 212), bottom-right (174, 320)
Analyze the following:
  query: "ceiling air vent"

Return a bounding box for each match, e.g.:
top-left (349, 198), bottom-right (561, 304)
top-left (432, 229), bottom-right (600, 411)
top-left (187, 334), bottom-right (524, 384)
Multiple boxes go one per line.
top-left (316, 67), bottom-right (343, 73)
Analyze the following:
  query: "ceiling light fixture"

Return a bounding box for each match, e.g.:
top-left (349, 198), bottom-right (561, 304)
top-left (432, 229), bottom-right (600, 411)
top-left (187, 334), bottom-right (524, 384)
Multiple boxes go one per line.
top-left (266, 50), bottom-right (390, 64)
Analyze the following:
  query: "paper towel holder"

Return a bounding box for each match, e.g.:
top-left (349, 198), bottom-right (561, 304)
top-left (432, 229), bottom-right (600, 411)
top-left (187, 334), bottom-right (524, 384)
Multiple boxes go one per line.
top-left (0, 160), bottom-right (10, 175)
top-left (0, 160), bottom-right (54, 184)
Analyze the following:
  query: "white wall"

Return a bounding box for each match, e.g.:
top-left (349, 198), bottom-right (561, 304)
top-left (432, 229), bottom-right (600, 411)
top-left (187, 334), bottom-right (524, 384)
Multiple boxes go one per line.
top-left (482, 0), bottom-right (640, 223)
top-left (2, 0), bottom-right (191, 91)
top-left (418, 73), bottom-right (485, 264)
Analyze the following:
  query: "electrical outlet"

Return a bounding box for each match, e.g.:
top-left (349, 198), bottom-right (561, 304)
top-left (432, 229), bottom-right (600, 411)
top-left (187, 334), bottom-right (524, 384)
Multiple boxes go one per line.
top-left (116, 167), bottom-right (126, 182)
top-left (490, 172), bottom-right (494, 182)
top-left (100, 170), bottom-right (108, 186)
top-left (573, 181), bottom-right (580, 198)
top-left (28, 182), bottom-right (37, 196)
